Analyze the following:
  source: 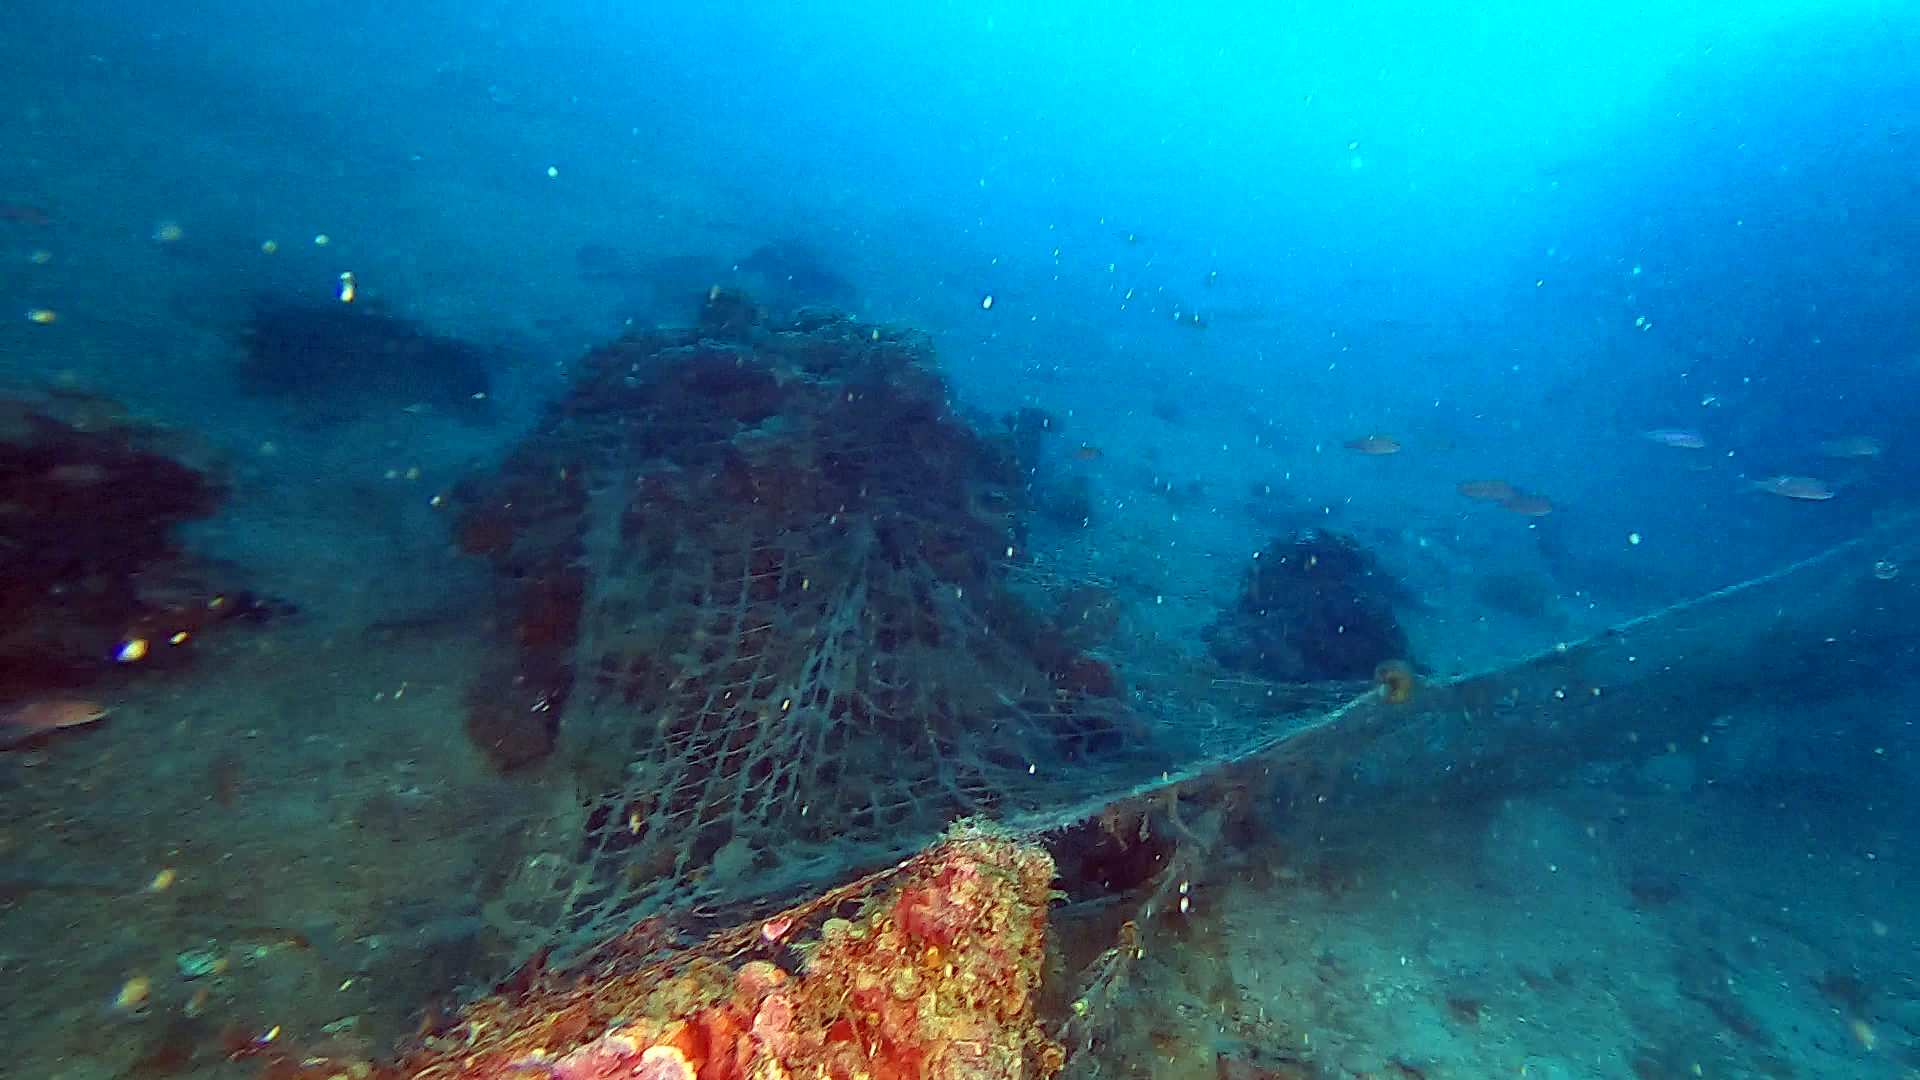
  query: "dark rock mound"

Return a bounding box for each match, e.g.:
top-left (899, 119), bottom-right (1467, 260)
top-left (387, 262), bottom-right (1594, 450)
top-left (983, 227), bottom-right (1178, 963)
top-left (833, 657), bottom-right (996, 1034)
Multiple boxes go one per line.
top-left (237, 301), bottom-right (496, 424)
top-left (1206, 528), bottom-right (1410, 681)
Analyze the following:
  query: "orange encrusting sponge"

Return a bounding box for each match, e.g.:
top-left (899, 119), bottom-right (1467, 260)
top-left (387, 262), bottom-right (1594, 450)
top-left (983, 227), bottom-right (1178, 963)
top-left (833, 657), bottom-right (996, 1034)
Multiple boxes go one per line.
top-left (253, 825), bottom-right (1063, 1080)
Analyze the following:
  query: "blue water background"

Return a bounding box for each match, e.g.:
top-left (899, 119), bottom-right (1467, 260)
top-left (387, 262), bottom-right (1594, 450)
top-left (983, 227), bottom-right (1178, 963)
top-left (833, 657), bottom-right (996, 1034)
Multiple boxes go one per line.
top-left (8, 0), bottom-right (1913, 612)
top-left (3, 1), bottom-right (1920, 1074)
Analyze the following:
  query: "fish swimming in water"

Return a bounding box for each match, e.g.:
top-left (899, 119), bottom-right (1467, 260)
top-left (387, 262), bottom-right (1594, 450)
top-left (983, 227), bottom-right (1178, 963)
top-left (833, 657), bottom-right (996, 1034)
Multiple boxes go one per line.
top-left (0, 205), bottom-right (54, 227)
top-left (0, 700), bottom-right (110, 747)
top-left (1643, 429), bottom-right (1707, 449)
top-left (1750, 475), bottom-right (1835, 500)
top-left (1457, 480), bottom-right (1519, 501)
top-left (1343, 434), bottom-right (1401, 455)
top-left (1820, 435), bottom-right (1882, 459)
top-left (1499, 493), bottom-right (1554, 516)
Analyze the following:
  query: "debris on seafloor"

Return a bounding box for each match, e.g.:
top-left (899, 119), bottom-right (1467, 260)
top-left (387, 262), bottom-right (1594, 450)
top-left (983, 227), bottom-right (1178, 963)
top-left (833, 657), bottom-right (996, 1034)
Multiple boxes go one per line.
top-left (1205, 528), bottom-right (1412, 682)
top-left (335, 291), bottom-right (1168, 1080)
top-left (448, 289), bottom-right (1137, 782)
top-left (0, 389), bottom-right (280, 705)
top-left (224, 293), bottom-right (1446, 1080)
top-left (235, 823), bottom-right (1063, 1080)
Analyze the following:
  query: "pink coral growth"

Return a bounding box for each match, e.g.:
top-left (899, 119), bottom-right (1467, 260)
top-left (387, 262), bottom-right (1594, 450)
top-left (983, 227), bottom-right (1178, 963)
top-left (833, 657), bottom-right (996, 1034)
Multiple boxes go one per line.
top-left (508, 1035), bottom-right (693, 1080)
top-left (895, 855), bottom-right (985, 947)
top-left (383, 827), bottom-right (1060, 1080)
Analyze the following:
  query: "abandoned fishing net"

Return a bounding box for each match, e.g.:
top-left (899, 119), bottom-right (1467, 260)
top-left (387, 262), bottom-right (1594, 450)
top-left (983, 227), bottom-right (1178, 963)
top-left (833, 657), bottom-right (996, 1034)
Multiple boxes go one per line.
top-left (245, 292), bottom-right (1920, 1078)
top-left (454, 294), bottom-right (1174, 953)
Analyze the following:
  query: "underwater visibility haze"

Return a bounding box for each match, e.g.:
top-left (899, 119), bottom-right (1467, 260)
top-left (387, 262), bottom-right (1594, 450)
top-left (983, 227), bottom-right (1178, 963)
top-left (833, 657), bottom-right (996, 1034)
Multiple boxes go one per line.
top-left (2, 0), bottom-right (1919, 1077)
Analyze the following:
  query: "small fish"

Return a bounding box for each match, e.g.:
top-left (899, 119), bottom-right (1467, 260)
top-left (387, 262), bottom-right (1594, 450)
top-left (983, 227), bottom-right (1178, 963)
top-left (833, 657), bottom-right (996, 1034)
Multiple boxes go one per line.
top-left (1456, 480), bottom-right (1519, 501)
top-left (1071, 444), bottom-right (1103, 461)
top-left (1751, 475), bottom-right (1834, 500)
top-left (1851, 1018), bottom-right (1877, 1052)
top-left (1343, 434), bottom-right (1401, 455)
top-left (1643, 429), bottom-right (1707, 449)
top-left (1, 700), bottom-right (110, 730)
top-left (114, 975), bottom-right (151, 1011)
top-left (1500, 493), bottom-right (1554, 516)
top-left (0, 701), bottom-right (108, 749)
top-left (1820, 435), bottom-right (1882, 459)
top-left (0, 204), bottom-right (54, 227)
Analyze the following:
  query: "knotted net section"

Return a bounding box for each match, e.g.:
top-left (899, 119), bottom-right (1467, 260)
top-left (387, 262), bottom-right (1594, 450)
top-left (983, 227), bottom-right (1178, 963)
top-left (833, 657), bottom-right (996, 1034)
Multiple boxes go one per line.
top-left (462, 302), bottom-right (1169, 955)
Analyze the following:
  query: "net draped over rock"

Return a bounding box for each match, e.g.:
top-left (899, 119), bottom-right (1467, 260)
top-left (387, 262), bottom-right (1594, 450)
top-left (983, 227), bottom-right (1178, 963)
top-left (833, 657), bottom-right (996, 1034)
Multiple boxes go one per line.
top-left (245, 826), bottom-right (1063, 1080)
top-left (459, 298), bottom-right (1168, 954)
top-left (419, 825), bottom-right (1059, 1080)
top-left (236, 286), bottom-right (1920, 1079)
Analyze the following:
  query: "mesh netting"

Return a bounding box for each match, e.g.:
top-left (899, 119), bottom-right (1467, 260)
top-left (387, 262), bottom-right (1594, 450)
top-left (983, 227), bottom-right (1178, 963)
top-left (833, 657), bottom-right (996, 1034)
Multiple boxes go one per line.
top-left (261, 295), bottom-right (1920, 1079)
top-left (462, 299), bottom-right (1172, 953)
top-left (243, 823), bottom-right (1064, 1080)
top-left (465, 294), bottom-right (1920, 963)
top-left (1011, 502), bottom-right (1920, 842)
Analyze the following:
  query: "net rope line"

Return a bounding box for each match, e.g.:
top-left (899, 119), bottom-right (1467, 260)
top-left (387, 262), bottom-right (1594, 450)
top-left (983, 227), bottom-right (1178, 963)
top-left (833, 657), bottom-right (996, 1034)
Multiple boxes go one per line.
top-left (513, 499), bottom-right (1917, 957)
top-left (520, 487), bottom-right (1168, 952)
top-left (484, 301), bottom-right (1918, 962)
top-left (1000, 505), bottom-right (1920, 835)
